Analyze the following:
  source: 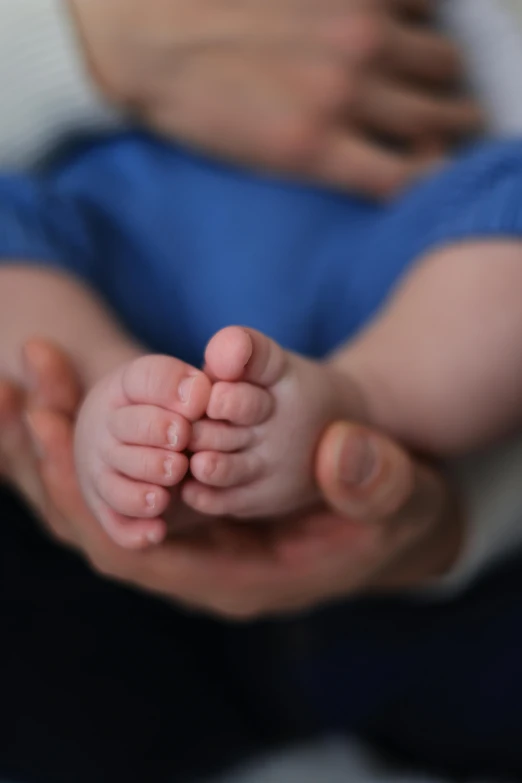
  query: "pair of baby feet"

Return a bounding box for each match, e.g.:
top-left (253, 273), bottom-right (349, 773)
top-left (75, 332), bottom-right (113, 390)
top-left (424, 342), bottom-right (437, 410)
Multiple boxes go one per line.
top-left (75, 326), bottom-right (357, 549)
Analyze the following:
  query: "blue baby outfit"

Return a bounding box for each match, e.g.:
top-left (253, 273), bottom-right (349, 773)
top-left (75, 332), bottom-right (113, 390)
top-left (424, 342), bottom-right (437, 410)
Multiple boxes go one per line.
top-left (3, 134), bottom-right (522, 366)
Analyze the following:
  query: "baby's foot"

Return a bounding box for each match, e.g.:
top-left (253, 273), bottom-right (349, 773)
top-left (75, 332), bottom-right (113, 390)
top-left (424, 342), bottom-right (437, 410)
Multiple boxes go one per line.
top-left (183, 327), bottom-right (361, 518)
top-left (75, 354), bottom-right (211, 549)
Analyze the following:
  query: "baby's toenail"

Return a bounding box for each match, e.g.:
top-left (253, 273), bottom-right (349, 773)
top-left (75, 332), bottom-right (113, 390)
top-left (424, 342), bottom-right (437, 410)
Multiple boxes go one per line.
top-left (164, 457), bottom-right (175, 479)
top-left (167, 422), bottom-right (179, 448)
top-left (178, 376), bottom-right (195, 404)
top-left (145, 491), bottom-right (156, 509)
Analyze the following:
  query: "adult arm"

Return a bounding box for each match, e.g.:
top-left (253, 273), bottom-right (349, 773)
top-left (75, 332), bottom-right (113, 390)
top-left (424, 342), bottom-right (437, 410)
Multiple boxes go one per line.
top-left (0, 0), bottom-right (478, 196)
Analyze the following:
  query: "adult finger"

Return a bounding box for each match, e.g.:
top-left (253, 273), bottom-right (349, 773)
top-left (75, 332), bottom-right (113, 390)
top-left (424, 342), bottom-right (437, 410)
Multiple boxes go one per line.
top-left (315, 422), bottom-right (447, 530)
top-left (23, 339), bottom-right (82, 415)
top-left (25, 409), bottom-right (88, 549)
top-left (213, 3), bottom-right (380, 60)
top-left (0, 381), bottom-right (25, 478)
top-left (151, 50), bottom-right (344, 171)
top-left (382, 18), bottom-right (463, 85)
top-left (0, 381), bottom-right (50, 512)
top-left (355, 77), bottom-right (481, 141)
top-left (307, 129), bottom-right (434, 197)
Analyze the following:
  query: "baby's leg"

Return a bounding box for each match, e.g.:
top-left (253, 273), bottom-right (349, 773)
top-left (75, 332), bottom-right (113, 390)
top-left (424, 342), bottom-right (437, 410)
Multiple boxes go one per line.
top-left (183, 238), bottom-right (522, 520)
top-left (75, 354), bottom-right (211, 548)
top-left (331, 238), bottom-right (522, 454)
top-left (333, 141), bottom-right (522, 454)
top-left (184, 143), bottom-right (522, 518)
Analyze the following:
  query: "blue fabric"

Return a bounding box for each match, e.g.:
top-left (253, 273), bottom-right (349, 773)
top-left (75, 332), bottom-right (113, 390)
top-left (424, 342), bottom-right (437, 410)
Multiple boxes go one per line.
top-left (3, 135), bottom-right (522, 367)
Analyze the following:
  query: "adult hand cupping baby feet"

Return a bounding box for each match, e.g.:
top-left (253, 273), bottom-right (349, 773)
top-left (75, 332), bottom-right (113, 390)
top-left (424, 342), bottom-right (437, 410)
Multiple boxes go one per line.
top-left (13, 338), bottom-right (458, 615)
top-left (74, 327), bottom-right (362, 549)
top-left (184, 326), bottom-right (363, 518)
top-left (74, 354), bottom-right (211, 549)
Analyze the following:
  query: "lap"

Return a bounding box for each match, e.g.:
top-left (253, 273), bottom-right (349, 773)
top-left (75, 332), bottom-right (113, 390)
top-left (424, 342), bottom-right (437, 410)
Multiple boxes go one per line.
top-left (4, 485), bottom-right (522, 781)
top-left (0, 489), bottom-right (295, 783)
top-left (291, 556), bottom-right (522, 779)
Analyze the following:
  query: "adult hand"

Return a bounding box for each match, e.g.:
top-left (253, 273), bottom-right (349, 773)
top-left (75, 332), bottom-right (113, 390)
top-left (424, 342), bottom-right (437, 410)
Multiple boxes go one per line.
top-left (0, 340), bottom-right (462, 617)
top-left (69, 0), bottom-right (480, 197)
top-left (0, 340), bottom-right (81, 522)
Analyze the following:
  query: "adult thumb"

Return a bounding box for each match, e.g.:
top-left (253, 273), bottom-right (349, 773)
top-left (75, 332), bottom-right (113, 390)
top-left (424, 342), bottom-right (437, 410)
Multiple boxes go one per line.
top-left (315, 421), bottom-right (443, 527)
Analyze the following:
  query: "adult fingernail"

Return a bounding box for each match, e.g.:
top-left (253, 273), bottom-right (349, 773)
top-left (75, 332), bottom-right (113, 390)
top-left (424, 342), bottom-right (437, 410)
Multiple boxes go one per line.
top-left (338, 433), bottom-right (377, 487)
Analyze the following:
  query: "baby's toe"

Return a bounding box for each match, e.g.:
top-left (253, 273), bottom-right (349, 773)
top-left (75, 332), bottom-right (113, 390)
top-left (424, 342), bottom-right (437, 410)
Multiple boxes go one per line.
top-left (204, 326), bottom-right (253, 381)
top-left (108, 406), bottom-right (191, 451)
top-left (207, 382), bottom-right (273, 426)
top-left (122, 355), bottom-right (211, 421)
top-left (190, 451), bottom-right (262, 488)
top-left (190, 420), bottom-right (254, 452)
top-left (104, 444), bottom-right (189, 487)
top-left (181, 481), bottom-right (254, 517)
top-left (96, 470), bottom-right (171, 519)
top-left (97, 504), bottom-right (167, 549)
top-left (205, 326), bottom-right (286, 386)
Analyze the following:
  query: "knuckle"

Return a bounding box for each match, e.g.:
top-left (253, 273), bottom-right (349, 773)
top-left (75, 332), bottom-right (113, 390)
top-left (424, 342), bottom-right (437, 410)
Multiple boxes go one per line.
top-left (266, 116), bottom-right (323, 173)
top-left (313, 64), bottom-right (354, 113)
top-left (356, 12), bottom-right (388, 63)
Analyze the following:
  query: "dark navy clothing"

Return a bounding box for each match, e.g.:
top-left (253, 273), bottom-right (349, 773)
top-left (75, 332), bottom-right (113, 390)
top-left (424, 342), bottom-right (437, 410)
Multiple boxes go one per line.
top-left (3, 134), bottom-right (522, 782)
top-left (4, 489), bottom-right (522, 783)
